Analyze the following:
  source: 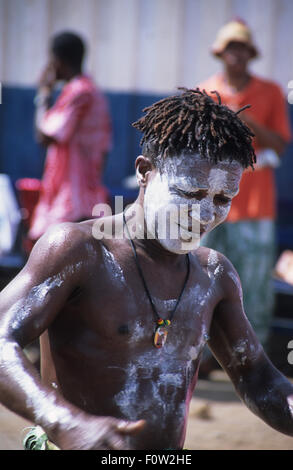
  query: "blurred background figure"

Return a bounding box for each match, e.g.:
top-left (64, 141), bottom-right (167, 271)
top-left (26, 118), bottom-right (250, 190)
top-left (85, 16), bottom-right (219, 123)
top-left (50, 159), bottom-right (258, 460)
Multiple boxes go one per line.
top-left (0, 175), bottom-right (21, 257)
top-left (198, 19), bottom-right (291, 368)
top-left (28, 31), bottom-right (112, 243)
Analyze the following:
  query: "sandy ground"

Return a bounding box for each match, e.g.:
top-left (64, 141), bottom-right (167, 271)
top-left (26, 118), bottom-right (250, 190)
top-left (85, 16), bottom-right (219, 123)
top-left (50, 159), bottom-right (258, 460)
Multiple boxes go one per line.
top-left (185, 372), bottom-right (293, 450)
top-left (0, 371), bottom-right (292, 451)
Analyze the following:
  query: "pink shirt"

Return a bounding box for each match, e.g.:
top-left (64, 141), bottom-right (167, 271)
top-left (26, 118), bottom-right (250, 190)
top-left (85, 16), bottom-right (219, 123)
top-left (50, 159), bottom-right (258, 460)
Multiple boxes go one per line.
top-left (29, 75), bottom-right (112, 240)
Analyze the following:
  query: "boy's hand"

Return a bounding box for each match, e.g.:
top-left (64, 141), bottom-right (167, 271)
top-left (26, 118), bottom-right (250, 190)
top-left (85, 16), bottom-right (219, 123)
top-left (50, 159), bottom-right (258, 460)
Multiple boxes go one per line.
top-left (38, 62), bottom-right (56, 93)
top-left (48, 413), bottom-right (146, 450)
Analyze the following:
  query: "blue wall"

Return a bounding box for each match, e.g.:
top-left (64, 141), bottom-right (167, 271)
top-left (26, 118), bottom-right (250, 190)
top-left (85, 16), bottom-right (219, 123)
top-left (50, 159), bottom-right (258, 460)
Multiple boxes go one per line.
top-left (0, 86), bottom-right (165, 187)
top-left (1, 85), bottom-right (293, 249)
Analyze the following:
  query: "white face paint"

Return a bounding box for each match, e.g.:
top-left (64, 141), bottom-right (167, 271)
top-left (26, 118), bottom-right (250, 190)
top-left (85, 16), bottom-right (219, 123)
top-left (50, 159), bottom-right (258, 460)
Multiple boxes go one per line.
top-left (143, 153), bottom-right (242, 254)
top-left (143, 171), bottom-right (200, 254)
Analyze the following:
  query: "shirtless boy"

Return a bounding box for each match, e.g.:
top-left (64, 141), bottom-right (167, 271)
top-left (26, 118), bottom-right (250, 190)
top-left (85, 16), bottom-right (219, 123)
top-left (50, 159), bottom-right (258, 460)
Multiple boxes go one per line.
top-left (0, 89), bottom-right (292, 450)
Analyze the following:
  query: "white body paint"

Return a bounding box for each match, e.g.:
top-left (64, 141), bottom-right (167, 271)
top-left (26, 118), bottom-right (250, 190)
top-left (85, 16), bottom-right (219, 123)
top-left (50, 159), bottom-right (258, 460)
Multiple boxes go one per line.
top-left (115, 153), bottom-right (241, 426)
top-left (0, 340), bottom-right (74, 429)
top-left (143, 170), bottom-right (201, 254)
top-left (114, 279), bottom-right (211, 424)
top-left (101, 245), bottom-right (127, 288)
top-left (1, 274), bottom-right (65, 334)
top-left (152, 297), bottom-right (177, 312)
top-left (228, 336), bottom-right (261, 371)
top-left (0, 260), bottom-right (87, 430)
top-left (114, 348), bottom-right (186, 424)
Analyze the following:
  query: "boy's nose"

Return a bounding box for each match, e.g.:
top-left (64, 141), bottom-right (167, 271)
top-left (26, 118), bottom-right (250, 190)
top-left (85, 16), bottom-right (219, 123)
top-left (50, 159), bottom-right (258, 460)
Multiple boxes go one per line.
top-left (198, 201), bottom-right (215, 225)
top-left (188, 205), bottom-right (200, 222)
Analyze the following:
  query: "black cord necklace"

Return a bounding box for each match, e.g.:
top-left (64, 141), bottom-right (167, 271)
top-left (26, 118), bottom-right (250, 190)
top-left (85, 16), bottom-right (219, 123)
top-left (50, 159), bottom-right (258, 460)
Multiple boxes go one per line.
top-left (123, 212), bottom-right (190, 348)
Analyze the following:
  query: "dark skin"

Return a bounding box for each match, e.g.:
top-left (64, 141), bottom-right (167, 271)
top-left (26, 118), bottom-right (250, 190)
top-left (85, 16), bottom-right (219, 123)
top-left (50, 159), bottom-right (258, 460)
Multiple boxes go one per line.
top-left (220, 41), bottom-right (287, 156)
top-left (0, 155), bottom-right (292, 450)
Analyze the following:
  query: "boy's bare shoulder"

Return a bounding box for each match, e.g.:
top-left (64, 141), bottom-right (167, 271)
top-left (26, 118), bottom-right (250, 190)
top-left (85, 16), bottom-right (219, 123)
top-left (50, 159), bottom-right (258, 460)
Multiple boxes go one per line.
top-left (192, 246), bottom-right (231, 270)
top-left (35, 220), bottom-right (97, 252)
top-left (26, 220), bottom-right (104, 276)
top-left (193, 246), bottom-right (242, 296)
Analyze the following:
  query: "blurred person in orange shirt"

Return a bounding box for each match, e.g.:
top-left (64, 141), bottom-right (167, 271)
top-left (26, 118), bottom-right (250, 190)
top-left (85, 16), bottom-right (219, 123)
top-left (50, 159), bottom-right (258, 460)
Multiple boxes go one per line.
top-left (198, 19), bottom-right (291, 352)
top-left (29, 32), bottom-right (112, 242)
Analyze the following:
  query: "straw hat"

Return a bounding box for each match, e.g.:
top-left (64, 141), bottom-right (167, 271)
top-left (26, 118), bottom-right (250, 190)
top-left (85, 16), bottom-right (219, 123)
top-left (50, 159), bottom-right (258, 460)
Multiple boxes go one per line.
top-left (212, 20), bottom-right (259, 58)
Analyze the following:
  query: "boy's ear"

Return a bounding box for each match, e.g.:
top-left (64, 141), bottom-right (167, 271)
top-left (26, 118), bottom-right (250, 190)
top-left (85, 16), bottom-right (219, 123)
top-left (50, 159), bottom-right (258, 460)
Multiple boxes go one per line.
top-left (135, 155), bottom-right (154, 188)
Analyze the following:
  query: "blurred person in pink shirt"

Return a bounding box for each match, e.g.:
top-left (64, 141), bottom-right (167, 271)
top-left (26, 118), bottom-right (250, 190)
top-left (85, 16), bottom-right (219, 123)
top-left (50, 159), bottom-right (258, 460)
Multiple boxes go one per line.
top-left (29, 31), bottom-right (112, 242)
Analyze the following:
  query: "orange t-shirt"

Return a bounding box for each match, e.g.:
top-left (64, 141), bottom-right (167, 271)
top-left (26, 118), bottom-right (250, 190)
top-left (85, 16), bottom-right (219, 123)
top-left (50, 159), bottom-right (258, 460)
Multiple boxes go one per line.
top-left (198, 74), bottom-right (291, 221)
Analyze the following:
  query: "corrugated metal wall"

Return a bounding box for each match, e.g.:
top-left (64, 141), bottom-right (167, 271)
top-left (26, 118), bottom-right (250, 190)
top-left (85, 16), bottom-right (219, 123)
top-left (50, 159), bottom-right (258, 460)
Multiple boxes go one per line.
top-left (1, 0), bottom-right (292, 93)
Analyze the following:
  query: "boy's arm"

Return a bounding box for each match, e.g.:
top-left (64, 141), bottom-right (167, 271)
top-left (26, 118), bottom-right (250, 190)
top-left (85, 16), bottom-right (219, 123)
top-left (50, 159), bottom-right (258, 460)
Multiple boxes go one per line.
top-left (34, 62), bottom-right (57, 146)
top-left (208, 254), bottom-right (293, 436)
top-left (0, 223), bottom-right (144, 449)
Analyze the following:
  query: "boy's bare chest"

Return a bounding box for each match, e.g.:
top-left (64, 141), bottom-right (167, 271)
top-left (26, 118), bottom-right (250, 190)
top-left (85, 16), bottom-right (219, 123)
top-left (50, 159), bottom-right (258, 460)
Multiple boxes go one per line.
top-left (69, 254), bottom-right (220, 356)
top-left (53, 247), bottom-right (223, 363)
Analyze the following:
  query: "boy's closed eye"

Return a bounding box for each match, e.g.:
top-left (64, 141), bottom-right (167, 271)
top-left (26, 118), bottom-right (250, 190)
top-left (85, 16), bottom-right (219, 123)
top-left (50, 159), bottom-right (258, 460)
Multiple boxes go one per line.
top-left (171, 187), bottom-right (232, 205)
top-left (171, 187), bottom-right (207, 200)
top-left (214, 195), bottom-right (232, 205)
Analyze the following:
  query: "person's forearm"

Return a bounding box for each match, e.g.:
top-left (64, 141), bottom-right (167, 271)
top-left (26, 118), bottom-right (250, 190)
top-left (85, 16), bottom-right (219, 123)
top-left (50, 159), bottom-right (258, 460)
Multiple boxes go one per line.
top-left (0, 338), bottom-right (145, 450)
top-left (34, 87), bottom-right (51, 144)
top-left (0, 338), bottom-right (80, 435)
top-left (236, 363), bottom-right (293, 436)
top-left (34, 90), bottom-right (57, 146)
top-left (249, 121), bottom-right (287, 155)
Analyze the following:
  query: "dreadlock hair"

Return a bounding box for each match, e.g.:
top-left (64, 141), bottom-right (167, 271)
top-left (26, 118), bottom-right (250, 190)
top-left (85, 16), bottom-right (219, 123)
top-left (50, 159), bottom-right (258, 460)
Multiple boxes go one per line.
top-left (132, 88), bottom-right (256, 171)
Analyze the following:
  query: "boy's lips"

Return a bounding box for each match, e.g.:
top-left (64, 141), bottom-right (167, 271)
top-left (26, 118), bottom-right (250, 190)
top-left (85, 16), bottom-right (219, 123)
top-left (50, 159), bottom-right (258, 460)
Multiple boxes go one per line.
top-left (177, 222), bottom-right (206, 236)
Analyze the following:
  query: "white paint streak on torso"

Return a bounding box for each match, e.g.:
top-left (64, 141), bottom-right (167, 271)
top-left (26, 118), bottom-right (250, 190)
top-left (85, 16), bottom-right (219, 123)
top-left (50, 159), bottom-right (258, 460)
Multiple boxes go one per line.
top-left (101, 245), bottom-right (127, 288)
top-left (114, 347), bottom-right (187, 425)
top-left (115, 281), bottom-right (212, 424)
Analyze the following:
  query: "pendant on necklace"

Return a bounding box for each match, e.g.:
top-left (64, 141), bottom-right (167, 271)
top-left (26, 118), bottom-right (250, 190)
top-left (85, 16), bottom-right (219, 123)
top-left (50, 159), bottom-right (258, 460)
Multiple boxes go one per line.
top-left (154, 318), bottom-right (171, 349)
